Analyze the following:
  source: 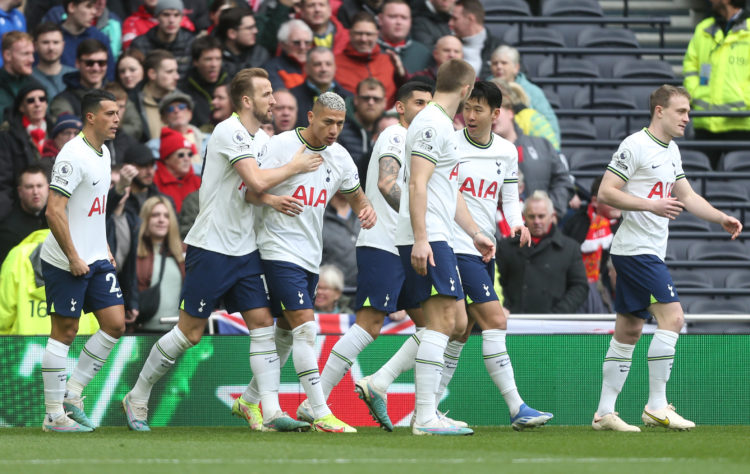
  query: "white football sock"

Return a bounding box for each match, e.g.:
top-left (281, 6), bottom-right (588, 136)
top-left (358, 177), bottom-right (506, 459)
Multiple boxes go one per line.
top-left (43, 338), bottom-right (70, 417)
top-left (482, 329), bottom-right (524, 417)
top-left (321, 324), bottom-right (373, 399)
top-left (243, 325), bottom-right (292, 404)
top-left (646, 329), bottom-right (678, 411)
top-left (67, 330), bottom-right (118, 399)
top-left (414, 330), bottom-right (448, 425)
top-left (129, 326), bottom-right (193, 404)
top-left (435, 340), bottom-right (464, 407)
top-left (370, 327), bottom-right (424, 393)
top-left (249, 326), bottom-right (281, 416)
top-left (596, 337), bottom-right (635, 416)
top-left (292, 321), bottom-right (330, 419)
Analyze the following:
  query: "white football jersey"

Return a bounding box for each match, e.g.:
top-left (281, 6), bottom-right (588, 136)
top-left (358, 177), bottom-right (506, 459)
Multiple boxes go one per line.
top-left (452, 129), bottom-right (522, 256)
top-left (607, 128), bottom-right (686, 259)
top-left (256, 129), bottom-right (360, 273)
top-left (395, 102), bottom-right (461, 246)
top-left (42, 133), bottom-right (111, 270)
top-left (184, 113), bottom-right (270, 256)
top-left (355, 123), bottom-right (407, 255)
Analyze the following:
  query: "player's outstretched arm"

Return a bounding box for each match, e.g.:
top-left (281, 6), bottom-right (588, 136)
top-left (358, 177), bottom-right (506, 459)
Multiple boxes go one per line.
top-left (236, 145), bottom-right (323, 194)
top-left (454, 192), bottom-right (495, 262)
top-left (409, 155), bottom-right (435, 276)
top-left (672, 179), bottom-right (743, 239)
top-left (499, 180), bottom-right (529, 246)
top-left (46, 191), bottom-right (89, 276)
top-left (377, 155), bottom-right (402, 212)
top-left (343, 187), bottom-right (377, 229)
top-left (599, 170), bottom-right (684, 219)
top-left (245, 190), bottom-right (304, 216)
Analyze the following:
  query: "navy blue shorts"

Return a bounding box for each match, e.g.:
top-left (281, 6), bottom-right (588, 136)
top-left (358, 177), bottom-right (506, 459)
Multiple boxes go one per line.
top-left (262, 260), bottom-right (318, 316)
top-left (354, 246), bottom-right (407, 312)
top-left (42, 259), bottom-right (123, 317)
top-left (611, 254), bottom-right (679, 319)
top-left (180, 246), bottom-right (269, 318)
top-left (456, 254), bottom-right (498, 305)
top-left (397, 241), bottom-right (464, 308)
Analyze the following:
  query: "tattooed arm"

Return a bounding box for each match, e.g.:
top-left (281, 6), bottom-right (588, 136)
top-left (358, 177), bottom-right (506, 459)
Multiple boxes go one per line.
top-left (377, 155), bottom-right (402, 212)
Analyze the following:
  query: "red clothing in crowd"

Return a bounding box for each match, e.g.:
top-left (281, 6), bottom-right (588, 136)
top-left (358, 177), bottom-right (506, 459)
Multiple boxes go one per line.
top-left (580, 203), bottom-right (614, 284)
top-left (335, 43), bottom-right (397, 106)
top-left (153, 160), bottom-right (201, 214)
top-left (122, 5), bottom-right (196, 50)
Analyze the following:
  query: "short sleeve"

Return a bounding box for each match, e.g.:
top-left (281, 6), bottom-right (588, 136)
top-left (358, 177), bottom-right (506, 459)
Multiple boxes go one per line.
top-left (607, 140), bottom-right (639, 182)
top-left (49, 159), bottom-right (83, 198)
top-left (673, 148), bottom-right (686, 181)
top-left (338, 153), bottom-right (361, 194)
top-left (218, 127), bottom-right (255, 165)
top-left (410, 124), bottom-right (440, 164)
top-left (255, 137), bottom-right (284, 169)
top-left (378, 131), bottom-right (406, 166)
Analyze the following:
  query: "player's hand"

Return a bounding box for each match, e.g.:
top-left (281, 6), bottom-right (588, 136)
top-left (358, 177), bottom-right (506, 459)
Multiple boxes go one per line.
top-left (70, 257), bottom-right (90, 277)
top-left (649, 196), bottom-right (684, 219)
top-left (116, 164), bottom-right (138, 193)
top-left (271, 195), bottom-right (304, 216)
top-left (721, 214), bottom-right (743, 240)
top-left (411, 240), bottom-right (434, 276)
top-left (358, 206), bottom-right (377, 229)
top-left (291, 145), bottom-right (323, 174)
top-left (510, 225), bottom-right (531, 247)
top-left (473, 232), bottom-right (496, 263)
top-left (125, 309), bottom-right (139, 323)
top-left (108, 248), bottom-right (117, 270)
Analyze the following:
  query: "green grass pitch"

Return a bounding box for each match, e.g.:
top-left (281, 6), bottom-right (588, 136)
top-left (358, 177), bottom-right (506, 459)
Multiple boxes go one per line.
top-left (2, 426), bottom-right (749, 474)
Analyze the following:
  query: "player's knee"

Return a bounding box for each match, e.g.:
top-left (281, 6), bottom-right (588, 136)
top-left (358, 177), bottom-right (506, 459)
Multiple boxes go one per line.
top-left (294, 321), bottom-right (317, 345)
top-left (102, 322), bottom-right (125, 339)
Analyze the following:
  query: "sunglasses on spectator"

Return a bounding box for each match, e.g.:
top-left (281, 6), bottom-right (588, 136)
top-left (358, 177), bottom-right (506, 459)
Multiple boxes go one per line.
top-left (290, 40), bottom-right (312, 47)
top-left (83, 59), bottom-right (107, 68)
top-left (167, 103), bottom-right (189, 113)
top-left (26, 96), bottom-right (47, 104)
top-left (358, 95), bottom-right (384, 103)
top-left (175, 151), bottom-right (192, 159)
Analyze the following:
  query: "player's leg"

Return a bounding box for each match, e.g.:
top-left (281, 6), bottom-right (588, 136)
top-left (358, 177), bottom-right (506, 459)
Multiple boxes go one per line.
top-left (241, 319), bottom-right (293, 412)
top-left (435, 300), bottom-right (467, 408)
top-left (643, 300), bottom-right (693, 430)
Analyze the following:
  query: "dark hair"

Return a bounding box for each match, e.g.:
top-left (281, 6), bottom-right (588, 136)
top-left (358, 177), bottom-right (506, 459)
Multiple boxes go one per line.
top-left (396, 80), bottom-right (433, 103)
top-left (468, 80), bottom-right (503, 110)
top-left (230, 67), bottom-right (269, 110)
top-left (81, 89), bottom-right (117, 118)
top-left (17, 165), bottom-right (48, 186)
top-left (590, 175), bottom-right (603, 197)
top-left (76, 38), bottom-right (107, 59)
top-left (350, 11), bottom-right (377, 28)
top-left (649, 84), bottom-right (690, 118)
top-left (190, 35), bottom-right (223, 61)
top-left (356, 77), bottom-right (385, 95)
top-left (143, 49), bottom-right (176, 74)
top-left (215, 7), bottom-right (254, 42)
top-left (64, 0), bottom-right (92, 11)
top-left (455, 0), bottom-right (485, 25)
top-left (32, 22), bottom-right (63, 41)
top-left (104, 81), bottom-right (127, 101)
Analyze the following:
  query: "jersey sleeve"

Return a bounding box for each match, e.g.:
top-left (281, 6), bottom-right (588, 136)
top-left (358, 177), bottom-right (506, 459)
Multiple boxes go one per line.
top-left (218, 127), bottom-right (256, 165)
top-left (49, 158), bottom-right (83, 198)
top-left (606, 139), bottom-right (640, 182)
top-left (501, 149), bottom-right (523, 228)
top-left (410, 124), bottom-right (441, 164)
top-left (255, 136), bottom-right (287, 169)
top-left (674, 147), bottom-right (686, 181)
top-left (378, 130), bottom-right (406, 166)
top-left (338, 153), bottom-right (361, 194)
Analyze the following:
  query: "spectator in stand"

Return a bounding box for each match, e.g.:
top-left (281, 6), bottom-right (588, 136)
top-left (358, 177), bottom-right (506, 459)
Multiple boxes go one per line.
top-left (322, 191), bottom-right (360, 291)
top-left (42, 0), bottom-right (123, 58)
top-left (408, 34), bottom-right (462, 82)
top-left (683, 0), bottom-right (750, 156)
top-left (58, 0), bottom-right (115, 81)
top-left (179, 36), bottom-right (229, 130)
top-left (290, 47), bottom-right (352, 127)
top-left (153, 126), bottom-right (200, 213)
top-left (0, 0), bottom-right (26, 69)
top-left (0, 31), bottom-right (35, 123)
top-left (208, 0), bottom-right (240, 35)
top-left (0, 166), bottom-right (48, 264)
top-left (130, 0), bottom-right (196, 78)
top-left (133, 195), bottom-right (185, 332)
top-left (103, 81), bottom-right (142, 165)
top-left (492, 81), bottom-right (574, 218)
top-left (49, 38), bottom-right (108, 118)
top-left (338, 77), bottom-right (385, 171)
top-left (147, 91), bottom-right (204, 172)
top-left (448, 0), bottom-right (500, 79)
top-left (338, 0), bottom-right (382, 29)
top-left (411, 0), bottom-right (454, 49)
top-left (271, 89), bottom-right (298, 134)
top-left (181, 0), bottom-right (210, 33)
top-left (335, 12), bottom-right (400, 106)
top-left (122, 0), bottom-right (194, 51)
top-left (377, 0), bottom-right (431, 75)
top-left (209, 83), bottom-right (232, 127)
top-left (314, 264), bottom-right (353, 313)
top-left (108, 142), bottom-right (169, 224)
top-left (494, 78), bottom-right (559, 151)
top-left (215, 7), bottom-right (269, 75)
top-left (490, 45), bottom-right (561, 148)
top-left (497, 190), bottom-right (588, 314)
top-left (41, 113), bottom-right (82, 163)
top-left (262, 19), bottom-right (313, 91)
top-left (116, 48), bottom-right (145, 93)
top-left (124, 49), bottom-right (180, 142)
top-left (298, 0), bottom-right (349, 55)
top-left (32, 23), bottom-right (76, 99)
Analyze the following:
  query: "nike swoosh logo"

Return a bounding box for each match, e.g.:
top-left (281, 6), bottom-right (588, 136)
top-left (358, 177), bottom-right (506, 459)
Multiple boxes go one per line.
top-left (651, 164), bottom-right (663, 169)
top-left (644, 411), bottom-right (670, 426)
top-left (93, 180), bottom-right (101, 186)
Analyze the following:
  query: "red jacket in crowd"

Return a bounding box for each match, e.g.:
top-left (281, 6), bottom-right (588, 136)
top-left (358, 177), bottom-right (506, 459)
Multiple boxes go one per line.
top-left (153, 160), bottom-right (201, 214)
top-left (335, 43), bottom-right (397, 106)
top-left (122, 5), bottom-right (196, 50)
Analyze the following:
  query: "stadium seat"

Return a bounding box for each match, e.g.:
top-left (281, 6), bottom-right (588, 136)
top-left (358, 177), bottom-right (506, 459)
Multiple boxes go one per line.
top-left (718, 150), bottom-right (750, 171)
top-left (679, 150), bottom-right (712, 172)
top-left (503, 26), bottom-right (566, 48)
top-left (486, 22), bottom-right (514, 42)
top-left (548, 24), bottom-right (586, 48)
top-left (671, 269), bottom-right (713, 288)
top-left (568, 149), bottom-right (610, 171)
top-left (668, 212), bottom-right (711, 232)
top-left (689, 298), bottom-right (750, 314)
top-left (573, 88), bottom-right (637, 109)
top-left (543, 88), bottom-right (562, 109)
top-left (686, 241), bottom-right (750, 261)
top-left (542, 0), bottom-right (604, 17)
top-left (617, 85), bottom-right (659, 110)
top-left (609, 120), bottom-right (647, 140)
top-left (725, 269), bottom-right (750, 289)
top-left (559, 118), bottom-right (597, 141)
top-left (537, 57), bottom-right (600, 78)
top-left (703, 181), bottom-right (749, 203)
top-left (485, 0), bottom-right (532, 17)
top-left (576, 27), bottom-right (640, 48)
top-left (612, 59), bottom-right (675, 79)
top-left (667, 239), bottom-right (701, 261)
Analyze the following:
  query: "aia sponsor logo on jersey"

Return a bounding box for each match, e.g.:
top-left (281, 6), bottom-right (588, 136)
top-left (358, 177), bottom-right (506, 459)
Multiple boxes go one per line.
top-left (293, 186), bottom-right (328, 207)
top-left (460, 177), bottom-right (498, 199)
top-left (647, 181), bottom-right (674, 199)
top-left (88, 195), bottom-right (107, 216)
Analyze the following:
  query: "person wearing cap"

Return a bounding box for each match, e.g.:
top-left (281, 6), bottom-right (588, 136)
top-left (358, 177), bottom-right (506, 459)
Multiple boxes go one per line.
top-left (153, 127), bottom-right (200, 213)
top-left (41, 113), bottom-right (82, 161)
top-left (146, 90), bottom-right (204, 174)
top-left (179, 35), bottom-right (229, 131)
top-left (130, 0), bottom-right (196, 79)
